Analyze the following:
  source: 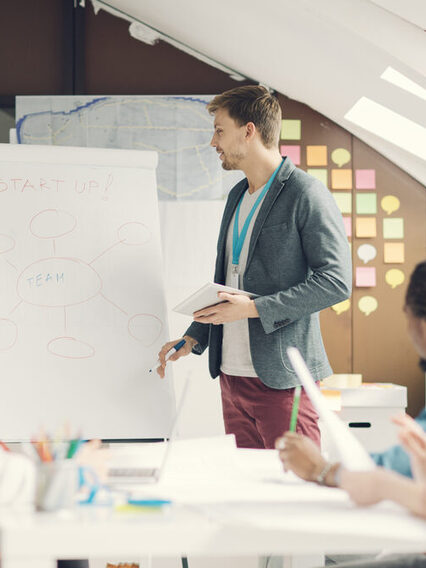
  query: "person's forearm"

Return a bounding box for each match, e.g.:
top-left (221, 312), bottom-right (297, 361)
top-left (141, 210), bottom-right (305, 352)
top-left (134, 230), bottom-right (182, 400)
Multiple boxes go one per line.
top-left (380, 473), bottom-right (426, 519)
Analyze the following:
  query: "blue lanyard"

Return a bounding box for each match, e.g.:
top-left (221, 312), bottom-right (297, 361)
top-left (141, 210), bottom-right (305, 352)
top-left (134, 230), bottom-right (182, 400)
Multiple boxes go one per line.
top-left (232, 160), bottom-right (283, 266)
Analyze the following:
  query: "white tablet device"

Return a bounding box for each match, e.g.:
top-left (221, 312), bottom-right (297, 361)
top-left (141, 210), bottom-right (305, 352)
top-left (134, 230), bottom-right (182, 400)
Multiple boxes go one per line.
top-left (172, 282), bottom-right (258, 317)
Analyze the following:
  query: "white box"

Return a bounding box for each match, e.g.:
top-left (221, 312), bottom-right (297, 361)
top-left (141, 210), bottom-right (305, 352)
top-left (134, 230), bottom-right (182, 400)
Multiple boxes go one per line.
top-left (320, 383), bottom-right (407, 455)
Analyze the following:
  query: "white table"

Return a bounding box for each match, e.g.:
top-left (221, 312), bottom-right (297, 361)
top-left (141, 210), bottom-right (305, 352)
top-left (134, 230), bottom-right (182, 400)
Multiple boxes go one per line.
top-left (1, 440), bottom-right (424, 568)
top-left (0, 498), bottom-right (425, 568)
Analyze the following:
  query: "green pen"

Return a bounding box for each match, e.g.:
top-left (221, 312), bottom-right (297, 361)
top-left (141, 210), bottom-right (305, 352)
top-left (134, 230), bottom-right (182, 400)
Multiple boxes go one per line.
top-left (289, 385), bottom-right (301, 432)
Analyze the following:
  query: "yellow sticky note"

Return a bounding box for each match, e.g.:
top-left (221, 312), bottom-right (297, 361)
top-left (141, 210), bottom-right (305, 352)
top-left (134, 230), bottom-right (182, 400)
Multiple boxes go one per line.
top-left (307, 169), bottom-right (328, 186)
top-left (307, 145), bottom-right (328, 166)
top-left (383, 218), bottom-right (404, 239)
top-left (356, 217), bottom-right (376, 238)
top-left (332, 192), bottom-right (352, 214)
top-left (384, 242), bottom-right (405, 263)
top-left (331, 169), bottom-right (352, 189)
top-left (281, 120), bottom-right (301, 140)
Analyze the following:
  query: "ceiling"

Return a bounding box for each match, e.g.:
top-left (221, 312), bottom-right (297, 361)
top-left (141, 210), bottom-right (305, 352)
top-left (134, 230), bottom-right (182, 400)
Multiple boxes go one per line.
top-left (90, 0), bottom-right (426, 186)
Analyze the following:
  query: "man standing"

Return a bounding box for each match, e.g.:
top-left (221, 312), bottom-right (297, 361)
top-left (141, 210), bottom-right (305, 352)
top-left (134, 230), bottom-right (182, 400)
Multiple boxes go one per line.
top-left (158, 85), bottom-right (351, 449)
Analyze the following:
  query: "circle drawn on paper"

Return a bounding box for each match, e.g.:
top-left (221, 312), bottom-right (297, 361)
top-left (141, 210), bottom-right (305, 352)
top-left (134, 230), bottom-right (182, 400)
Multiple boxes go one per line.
top-left (128, 314), bottom-right (163, 347)
top-left (118, 222), bottom-right (151, 246)
top-left (47, 336), bottom-right (95, 359)
top-left (17, 257), bottom-right (102, 307)
top-left (30, 209), bottom-right (77, 239)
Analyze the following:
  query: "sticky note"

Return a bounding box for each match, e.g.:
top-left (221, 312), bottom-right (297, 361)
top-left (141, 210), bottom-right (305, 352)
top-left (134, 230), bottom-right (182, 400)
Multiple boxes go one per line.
top-left (356, 193), bottom-right (377, 214)
top-left (280, 145), bottom-right (300, 165)
top-left (358, 296), bottom-right (378, 316)
top-left (356, 217), bottom-right (376, 238)
top-left (381, 195), bottom-right (400, 215)
top-left (331, 169), bottom-right (352, 189)
top-left (307, 145), bottom-right (328, 166)
top-left (385, 268), bottom-right (405, 289)
top-left (356, 267), bottom-right (376, 287)
top-left (383, 218), bottom-right (404, 239)
top-left (342, 216), bottom-right (352, 237)
top-left (357, 244), bottom-right (376, 264)
top-left (281, 120), bottom-right (301, 140)
top-left (356, 169), bottom-right (376, 189)
top-left (331, 148), bottom-right (351, 168)
top-left (331, 299), bottom-right (350, 315)
top-left (332, 192), bottom-right (352, 214)
top-left (384, 242), bottom-right (405, 263)
top-left (307, 169), bottom-right (328, 186)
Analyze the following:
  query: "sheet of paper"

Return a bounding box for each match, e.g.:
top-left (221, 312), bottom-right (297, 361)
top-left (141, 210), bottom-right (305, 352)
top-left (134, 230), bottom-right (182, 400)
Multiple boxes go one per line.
top-left (306, 145), bottom-right (328, 166)
top-left (355, 169), bottom-right (376, 189)
top-left (342, 216), bottom-right (352, 237)
top-left (332, 192), bottom-right (352, 214)
top-left (287, 348), bottom-right (375, 471)
top-left (331, 169), bottom-right (352, 189)
top-left (280, 145), bottom-right (300, 165)
top-left (384, 242), bottom-right (405, 263)
top-left (280, 119), bottom-right (301, 140)
top-left (356, 267), bottom-right (376, 287)
top-left (307, 168), bottom-right (328, 186)
top-left (356, 217), bottom-right (376, 238)
top-left (356, 193), bottom-right (377, 214)
top-left (383, 218), bottom-right (404, 239)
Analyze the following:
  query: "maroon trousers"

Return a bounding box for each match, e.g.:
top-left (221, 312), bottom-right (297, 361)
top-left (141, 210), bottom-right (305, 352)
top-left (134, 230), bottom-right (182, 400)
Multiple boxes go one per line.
top-left (220, 372), bottom-right (320, 449)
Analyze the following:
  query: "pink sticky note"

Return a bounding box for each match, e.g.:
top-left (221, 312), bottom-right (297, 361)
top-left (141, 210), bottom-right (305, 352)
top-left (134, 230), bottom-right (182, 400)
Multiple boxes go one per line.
top-left (343, 216), bottom-right (352, 237)
top-left (280, 145), bottom-right (300, 165)
top-left (356, 266), bottom-right (376, 287)
top-left (356, 170), bottom-right (376, 189)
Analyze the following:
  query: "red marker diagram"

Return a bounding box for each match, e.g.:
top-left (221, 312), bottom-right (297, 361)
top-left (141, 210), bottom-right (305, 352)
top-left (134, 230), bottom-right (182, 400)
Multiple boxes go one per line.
top-left (2, 209), bottom-right (163, 359)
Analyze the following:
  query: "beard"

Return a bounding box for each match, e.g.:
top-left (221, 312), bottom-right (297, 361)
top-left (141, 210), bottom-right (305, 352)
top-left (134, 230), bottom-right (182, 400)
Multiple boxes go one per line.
top-left (220, 150), bottom-right (244, 171)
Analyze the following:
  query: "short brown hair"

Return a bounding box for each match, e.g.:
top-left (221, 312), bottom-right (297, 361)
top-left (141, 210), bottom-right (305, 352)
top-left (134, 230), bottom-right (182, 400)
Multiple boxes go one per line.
top-left (207, 85), bottom-right (281, 148)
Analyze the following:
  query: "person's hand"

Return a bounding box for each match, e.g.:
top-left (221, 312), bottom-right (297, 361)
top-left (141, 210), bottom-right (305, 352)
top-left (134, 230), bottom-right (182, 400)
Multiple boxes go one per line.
top-left (340, 468), bottom-right (387, 506)
top-left (157, 335), bottom-right (196, 378)
top-left (76, 439), bottom-right (110, 483)
top-left (193, 292), bottom-right (258, 325)
top-left (393, 413), bottom-right (426, 482)
top-left (275, 431), bottom-right (328, 482)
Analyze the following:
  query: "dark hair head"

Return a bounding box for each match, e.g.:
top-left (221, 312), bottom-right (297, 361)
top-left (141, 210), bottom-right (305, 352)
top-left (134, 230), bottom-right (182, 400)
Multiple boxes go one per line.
top-left (207, 85), bottom-right (282, 149)
top-left (405, 261), bottom-right (426, 319)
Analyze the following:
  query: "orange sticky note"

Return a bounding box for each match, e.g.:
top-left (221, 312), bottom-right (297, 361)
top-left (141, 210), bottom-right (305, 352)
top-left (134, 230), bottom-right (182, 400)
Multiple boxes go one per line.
top-left (306, 145), bottom-right (328, 166)
top-left (356, 217), bottom-right (376, 238)
top-left (384, 242), bottom-right (405, 263)
top-left (331, 169), bottom-right (352, 189)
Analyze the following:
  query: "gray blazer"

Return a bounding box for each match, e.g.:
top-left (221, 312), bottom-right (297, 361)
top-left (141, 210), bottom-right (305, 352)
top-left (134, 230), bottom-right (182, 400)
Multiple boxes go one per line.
top-left (185, 157), bottom-right (352, 389)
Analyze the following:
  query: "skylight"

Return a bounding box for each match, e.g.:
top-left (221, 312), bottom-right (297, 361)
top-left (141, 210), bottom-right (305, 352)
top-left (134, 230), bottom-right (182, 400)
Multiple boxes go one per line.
top-left (344, 97), bottom-right (426, 161)
top-left (381, 67), bottom-right (426, 101)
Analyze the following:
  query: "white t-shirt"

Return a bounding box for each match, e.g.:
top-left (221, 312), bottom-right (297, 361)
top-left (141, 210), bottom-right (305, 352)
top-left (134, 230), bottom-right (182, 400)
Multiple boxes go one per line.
top-left (221, 185), bottom-right (267, 377)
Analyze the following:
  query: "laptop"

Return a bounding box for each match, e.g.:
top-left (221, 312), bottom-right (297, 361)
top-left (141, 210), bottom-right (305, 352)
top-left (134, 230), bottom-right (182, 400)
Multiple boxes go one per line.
top-left (286, 347), bottom-right (375, 471)
top-left (107, 378), bottom-right (190, 485)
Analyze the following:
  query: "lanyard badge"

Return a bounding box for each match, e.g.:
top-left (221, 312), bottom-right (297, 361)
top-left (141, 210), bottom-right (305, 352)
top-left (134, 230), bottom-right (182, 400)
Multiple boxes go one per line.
top-left (231, 160), bottom-right (283, 289)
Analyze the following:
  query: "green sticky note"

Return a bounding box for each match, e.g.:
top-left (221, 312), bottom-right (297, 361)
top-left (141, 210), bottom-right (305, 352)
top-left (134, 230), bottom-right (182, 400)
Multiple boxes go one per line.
top-left (332, 192), bottom-right (352, 214)
top-left (383, 218), bottom-right (404, 239)
top-left (356, 193), bottom-right (377, 214)
top-left (281, 119), bottom-right (301, 140)
top-left (307, 169), bottom-right (328, 187)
